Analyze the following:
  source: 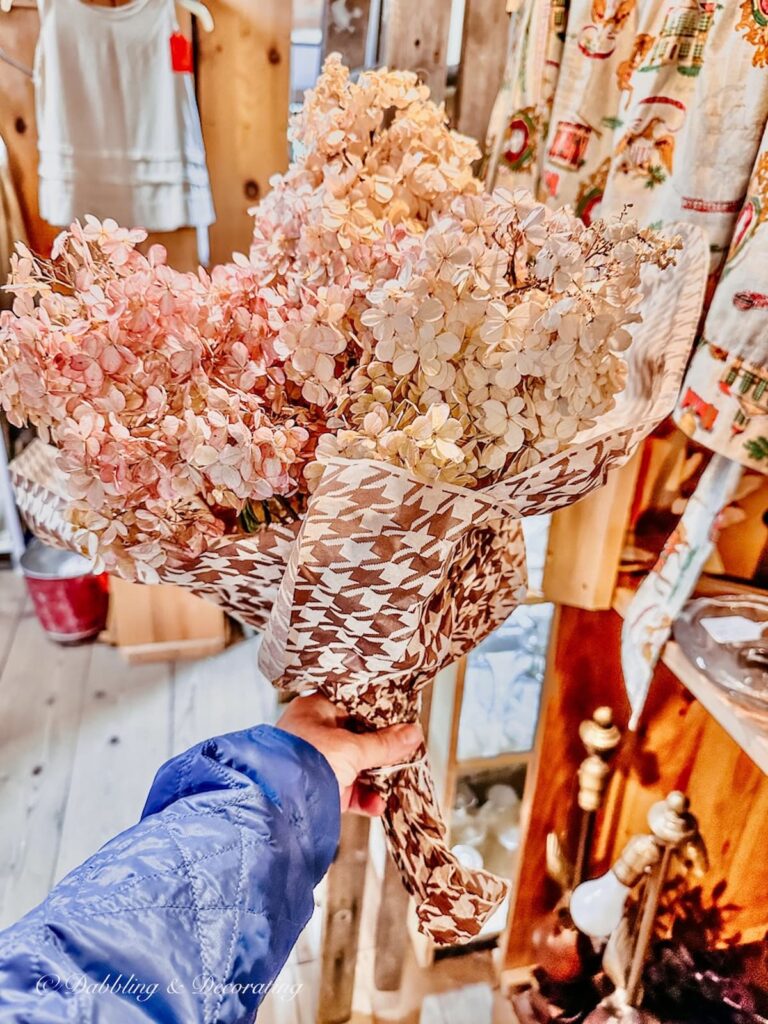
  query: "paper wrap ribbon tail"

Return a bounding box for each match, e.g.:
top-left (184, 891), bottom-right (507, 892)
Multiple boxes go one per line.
top-left (367, 756), bottom-right (511, 945)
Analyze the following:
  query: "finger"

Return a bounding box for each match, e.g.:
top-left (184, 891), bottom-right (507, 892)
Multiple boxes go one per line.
top-left (349, 723), bottom-right (423, 774)
top-left (287, 692), bottom-right (339, 724)
top-left (348, 783), bottom-right (387, 817)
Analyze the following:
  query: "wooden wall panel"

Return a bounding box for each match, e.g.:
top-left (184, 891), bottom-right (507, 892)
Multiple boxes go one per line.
top-left (542, 453), bottom-right (642, 611)
top-left (455, 0), bottom-right (509, 144)
top-left (196, 0), bottom-right (293, 265)
top-left (0, 1), bottom-right (293, 270)
top-left (505, 605), bottom-right (768, 967)
top-left (0, 4), bottom-right (56, 254)
top-left (380, 0), bottom-right (452, 102)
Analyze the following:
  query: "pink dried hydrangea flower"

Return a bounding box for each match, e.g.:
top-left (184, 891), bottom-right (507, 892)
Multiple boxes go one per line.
top-left (0, 220), bottom-right (315, 581)
top-left (0, 55), bottom-right (676, 577)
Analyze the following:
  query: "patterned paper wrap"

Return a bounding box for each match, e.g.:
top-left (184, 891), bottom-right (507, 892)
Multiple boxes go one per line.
top-left (9, 234), bottom-right (708, 945)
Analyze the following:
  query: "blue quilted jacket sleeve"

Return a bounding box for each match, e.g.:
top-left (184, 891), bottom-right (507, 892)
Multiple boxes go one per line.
top-left (0, 725), bottom-right (341, 1023)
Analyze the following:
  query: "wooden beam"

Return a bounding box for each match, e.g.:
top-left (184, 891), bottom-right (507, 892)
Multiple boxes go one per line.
top-left (455, 0), bottom-right (508, 144)
top-left (318, 814), bottom-right (370, 1024)
top-left (373, 851), bottom-right (411, 991)
top-left (542, 452), bottom-right (642, 611)
top-left (380, 0), bottom-right (452, 102)
top-left (196, 0), bottom-right (292, 264)
top-left (0, 4), bottom-right (57, 254)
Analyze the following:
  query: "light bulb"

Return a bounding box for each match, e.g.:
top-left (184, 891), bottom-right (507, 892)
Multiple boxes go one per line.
top-left (570, 869), bottom-right (630, 938)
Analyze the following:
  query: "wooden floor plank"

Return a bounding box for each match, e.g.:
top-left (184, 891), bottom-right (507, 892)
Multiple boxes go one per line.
top-left (53, 642), bottom-right (174, 883)
top-left (171, 636), bottom-right (277, 755)
top-left (258, 960), bottom-right (304, 1024)
top-left (0, 570), bottom-right (25, 678)
top-left (0, 602), bottom-right (91, 926)
top-left (0, 569), bottom-right (518, 1023)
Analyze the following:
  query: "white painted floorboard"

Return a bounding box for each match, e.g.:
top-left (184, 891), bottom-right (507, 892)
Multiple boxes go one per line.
top-left (0, 573), bottom-right (283, 924)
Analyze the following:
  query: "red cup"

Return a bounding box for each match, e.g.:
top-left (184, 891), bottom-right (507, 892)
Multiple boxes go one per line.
top-left (20, 540), bottom-right (109, 644)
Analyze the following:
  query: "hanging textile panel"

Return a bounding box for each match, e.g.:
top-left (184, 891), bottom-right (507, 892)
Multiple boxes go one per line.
top-left (489, 0), bottom-right (768, 472)
top-left (674, 122), bottom-right (768, 470)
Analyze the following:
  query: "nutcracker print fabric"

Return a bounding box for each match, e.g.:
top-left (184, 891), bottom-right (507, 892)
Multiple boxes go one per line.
top-left (673, 124), bottom-right (768, 470)
top-left (490, 0), bottom-right (768, 473)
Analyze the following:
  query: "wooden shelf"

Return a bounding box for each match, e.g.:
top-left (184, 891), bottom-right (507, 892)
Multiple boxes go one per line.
top-left (613, 588), bottom-right (768, 775)
top-left (456, 751), bottom-right (531, 777)
top-left (662, 641), bottom-right (768, 775)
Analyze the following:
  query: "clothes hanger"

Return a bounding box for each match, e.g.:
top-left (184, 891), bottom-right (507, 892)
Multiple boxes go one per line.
top-left (177, 0), bottom-right (214, 32)
top-left (1, 0), bottom-right (214, 27)
top-left (0, 1), bottom-right (211, 75)
top-left (0, 46), bottom-right (33, 76)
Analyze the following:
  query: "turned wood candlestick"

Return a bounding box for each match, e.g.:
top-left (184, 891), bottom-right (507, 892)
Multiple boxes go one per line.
top-left (573, 706), bottom-right (622, 888)
top-left (546, 705), bottom-right (622, 897)
top-left (534, 707), bottom-right (622, 983)
top-left (575, 791), bottom-right (707, 1023)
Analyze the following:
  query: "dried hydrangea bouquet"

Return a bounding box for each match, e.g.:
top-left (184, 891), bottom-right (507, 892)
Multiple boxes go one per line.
top-left (0, 57), bottom-right (707, 943)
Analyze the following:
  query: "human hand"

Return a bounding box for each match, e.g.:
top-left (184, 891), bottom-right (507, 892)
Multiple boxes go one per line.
top-left (277, 693), bottom-right (423, 816)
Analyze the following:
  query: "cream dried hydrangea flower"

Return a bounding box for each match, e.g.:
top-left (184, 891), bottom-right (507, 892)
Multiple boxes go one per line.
top-left (247, 54), bottom-right (483, 402)
top-left (315, 188), bottom-right (677, 485)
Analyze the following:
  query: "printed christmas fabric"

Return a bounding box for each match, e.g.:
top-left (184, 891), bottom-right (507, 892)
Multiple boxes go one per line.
top-left (9, 241), bottom-right (707, 944)
top-left (620, 451), bottom-right (744, 727)
top-left (487, 0), bottom-right (768, 471)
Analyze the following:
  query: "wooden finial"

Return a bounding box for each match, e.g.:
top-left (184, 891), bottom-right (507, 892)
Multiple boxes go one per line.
top-left (579, 705), bottom-right (622, 757)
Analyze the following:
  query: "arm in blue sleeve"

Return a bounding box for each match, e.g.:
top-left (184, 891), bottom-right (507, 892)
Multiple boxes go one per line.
top-left (0, 725), bottom-right (341, 1023)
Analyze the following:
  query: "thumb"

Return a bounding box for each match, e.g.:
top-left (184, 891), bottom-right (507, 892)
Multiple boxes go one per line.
top-left (351, 723), bottom-right (423, 774)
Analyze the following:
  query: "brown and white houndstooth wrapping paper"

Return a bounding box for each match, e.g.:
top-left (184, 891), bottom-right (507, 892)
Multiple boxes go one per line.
top-left (9, 231), bottom-right (708, 944)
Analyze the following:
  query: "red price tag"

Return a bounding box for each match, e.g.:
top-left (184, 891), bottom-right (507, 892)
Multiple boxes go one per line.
top-left (170, 31), bottom-right (194, 74)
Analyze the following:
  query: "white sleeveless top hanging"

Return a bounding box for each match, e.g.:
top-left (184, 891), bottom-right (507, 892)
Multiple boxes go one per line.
top-left (34, 0), bottom-right (215, 232)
